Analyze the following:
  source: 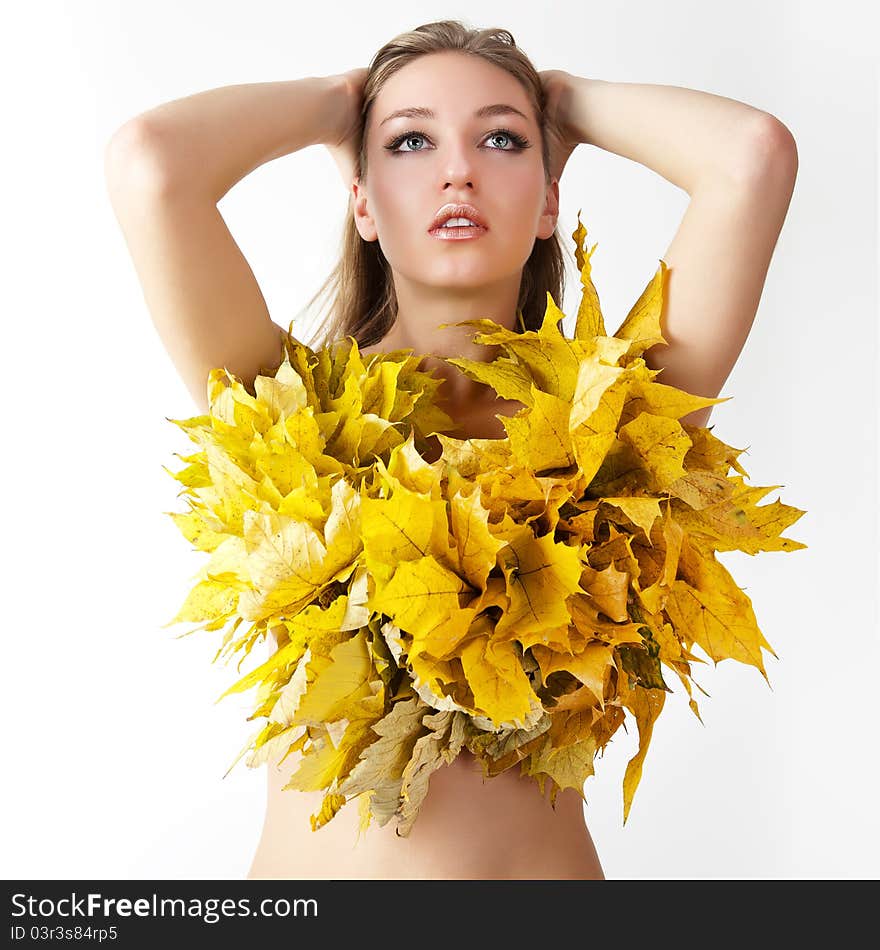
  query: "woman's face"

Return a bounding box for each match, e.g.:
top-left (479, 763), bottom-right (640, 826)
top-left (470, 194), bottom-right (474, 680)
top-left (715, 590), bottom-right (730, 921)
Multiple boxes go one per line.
top-left (352, 51), bottom-right (559, 294)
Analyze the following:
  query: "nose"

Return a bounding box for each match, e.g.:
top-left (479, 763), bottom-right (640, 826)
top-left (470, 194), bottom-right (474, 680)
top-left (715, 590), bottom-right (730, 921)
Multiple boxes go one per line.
top-left (439, 137), bottom-right (476, 189)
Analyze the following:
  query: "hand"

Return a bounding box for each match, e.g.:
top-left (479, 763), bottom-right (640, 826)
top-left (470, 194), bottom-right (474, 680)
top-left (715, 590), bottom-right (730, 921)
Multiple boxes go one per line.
top-left (538, 69), bottom-right (581, 184)
top-left (324, 67), bottom-right (369, 191)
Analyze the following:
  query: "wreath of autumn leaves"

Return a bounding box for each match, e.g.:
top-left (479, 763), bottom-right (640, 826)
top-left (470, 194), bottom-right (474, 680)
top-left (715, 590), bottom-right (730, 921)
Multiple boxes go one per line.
top-left (162, 212), bottom-right (806, 837)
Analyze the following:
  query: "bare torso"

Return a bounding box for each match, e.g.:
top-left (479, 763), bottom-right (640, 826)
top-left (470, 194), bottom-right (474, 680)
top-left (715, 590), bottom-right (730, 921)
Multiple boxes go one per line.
top-left (246, 346), bottom-right (605, 880)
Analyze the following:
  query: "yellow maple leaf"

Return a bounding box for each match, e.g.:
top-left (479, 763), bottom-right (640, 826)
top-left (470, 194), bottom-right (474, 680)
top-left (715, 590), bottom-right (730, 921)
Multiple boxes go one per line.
top-left (666, 534), bottom-right (777, 679)
top-left (459, 632), bottom-right (541, 729)
top-left (617, 672), bottom-right (667, 824)
top-left (495, 524), bottom-right (584, 639)
top-left (372, 555), bottom-right (473, 655)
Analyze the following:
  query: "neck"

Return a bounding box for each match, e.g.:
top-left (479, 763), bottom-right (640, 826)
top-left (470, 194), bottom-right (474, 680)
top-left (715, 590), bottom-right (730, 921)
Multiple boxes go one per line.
top-left (380, 270), bottom-right (523, 407)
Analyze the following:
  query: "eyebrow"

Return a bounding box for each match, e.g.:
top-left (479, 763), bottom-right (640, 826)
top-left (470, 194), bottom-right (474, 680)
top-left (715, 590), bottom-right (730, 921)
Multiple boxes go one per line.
top-left (379, 103), bottom-right (531, 127)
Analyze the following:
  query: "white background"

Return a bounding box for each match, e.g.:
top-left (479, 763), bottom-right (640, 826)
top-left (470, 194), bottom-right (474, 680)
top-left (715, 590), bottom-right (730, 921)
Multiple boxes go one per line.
top-left (2, 1), bottom-right (877, 880)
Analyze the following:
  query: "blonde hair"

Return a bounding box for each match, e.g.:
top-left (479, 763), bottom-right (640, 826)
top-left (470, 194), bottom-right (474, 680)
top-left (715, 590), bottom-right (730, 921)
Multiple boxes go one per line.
top-left (297, 18), bottom-right (568, 351)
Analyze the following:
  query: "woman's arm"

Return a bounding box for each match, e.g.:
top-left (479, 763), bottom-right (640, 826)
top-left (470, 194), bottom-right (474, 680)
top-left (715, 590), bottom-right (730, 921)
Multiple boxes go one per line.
top-left (104, 76), bottom-right (356, 411)
top-left (556, 77), bottom-right (794, 193)
top-left (111, 76), bottom-right (354, 203)
top-left (548, 75), bottom-right (798, 428)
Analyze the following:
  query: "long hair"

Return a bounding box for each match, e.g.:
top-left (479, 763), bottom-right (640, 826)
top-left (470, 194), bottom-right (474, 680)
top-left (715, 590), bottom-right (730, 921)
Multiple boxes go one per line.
top-left (297, 19), bottom-right (568, 351)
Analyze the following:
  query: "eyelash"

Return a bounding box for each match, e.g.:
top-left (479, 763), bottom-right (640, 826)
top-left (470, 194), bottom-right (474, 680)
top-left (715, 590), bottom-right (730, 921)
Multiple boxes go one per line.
top-left (384, 127), bottom-right (531, 154)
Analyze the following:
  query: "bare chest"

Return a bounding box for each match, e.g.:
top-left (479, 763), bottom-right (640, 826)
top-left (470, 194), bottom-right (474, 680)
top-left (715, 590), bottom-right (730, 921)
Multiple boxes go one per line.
top-left (419, 392), bottom-right (523, 463)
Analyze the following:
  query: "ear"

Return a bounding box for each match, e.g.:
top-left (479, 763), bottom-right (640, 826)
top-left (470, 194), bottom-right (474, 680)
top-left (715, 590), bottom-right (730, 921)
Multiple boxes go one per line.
top-left (351, 177), bottom-right (378, 242)
top-left (537, 178), bottom-right (560, 240)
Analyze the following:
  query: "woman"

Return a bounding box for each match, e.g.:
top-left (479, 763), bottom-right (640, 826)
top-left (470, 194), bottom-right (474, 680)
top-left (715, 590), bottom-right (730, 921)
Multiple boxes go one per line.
top-left (104, 20), bottom-right (798, 879)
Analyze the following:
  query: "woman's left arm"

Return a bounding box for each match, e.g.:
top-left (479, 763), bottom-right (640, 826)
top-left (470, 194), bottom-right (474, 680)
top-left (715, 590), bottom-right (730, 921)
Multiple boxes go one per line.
top-left (543, 73), bottom-right (799, 427)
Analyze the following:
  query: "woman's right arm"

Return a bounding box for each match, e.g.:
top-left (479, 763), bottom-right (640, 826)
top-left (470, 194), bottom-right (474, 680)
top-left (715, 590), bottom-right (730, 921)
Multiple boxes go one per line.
top-left (104, 75), bottom-right (357, 413)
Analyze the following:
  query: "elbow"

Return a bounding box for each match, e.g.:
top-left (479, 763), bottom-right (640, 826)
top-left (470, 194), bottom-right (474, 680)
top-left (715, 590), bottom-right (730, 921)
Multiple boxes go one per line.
top-left (733, 112), bottom-right (799, 185)
top-left (104, 119), bottom-right (177, 199)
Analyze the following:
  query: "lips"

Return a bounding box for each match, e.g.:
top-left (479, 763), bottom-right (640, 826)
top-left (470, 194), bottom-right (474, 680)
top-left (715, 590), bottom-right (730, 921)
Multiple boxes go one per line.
top-left (428, 203), bottom-right (489, 232)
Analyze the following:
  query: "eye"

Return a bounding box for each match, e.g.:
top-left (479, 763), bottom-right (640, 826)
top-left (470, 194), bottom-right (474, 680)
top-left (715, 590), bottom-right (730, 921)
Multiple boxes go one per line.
top-left (485, 130), bottom-right (522, 150)
top-left (384, 127), bottom-right (531, 154)
top-left (389, 132), bottom-right (430, 153)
